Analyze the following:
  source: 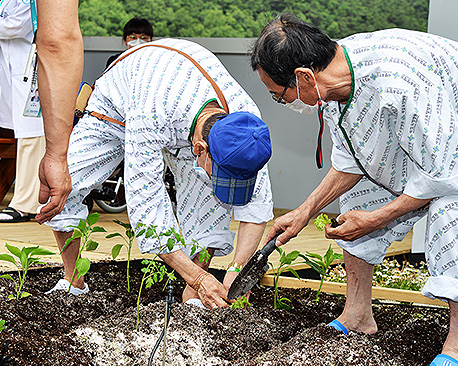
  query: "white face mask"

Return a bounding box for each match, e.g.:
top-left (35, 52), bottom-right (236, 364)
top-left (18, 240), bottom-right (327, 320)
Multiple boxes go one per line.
top-left (193, 154), bottom-right (211, 184)
top-left (127, 38), bottom-right (148, 48)
top-left (285, 75), bottom-right (326, 114)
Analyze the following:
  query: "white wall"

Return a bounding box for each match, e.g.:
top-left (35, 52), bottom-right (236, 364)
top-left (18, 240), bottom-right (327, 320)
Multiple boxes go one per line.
top-left (428, 0), bottom-right (458, 41)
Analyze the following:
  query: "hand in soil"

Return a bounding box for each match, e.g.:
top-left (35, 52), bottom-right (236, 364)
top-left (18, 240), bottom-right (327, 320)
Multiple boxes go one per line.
top-left (198, 273), bottom-right (230, 308)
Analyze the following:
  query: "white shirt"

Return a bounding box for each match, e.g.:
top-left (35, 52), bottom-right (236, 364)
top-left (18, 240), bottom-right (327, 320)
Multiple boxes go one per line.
top-left (0, 0), bottom-right (43, 138)
top-left (83, 39), bottom-right (273, 253)
top-left (326, 28), bottom-right (458, 199)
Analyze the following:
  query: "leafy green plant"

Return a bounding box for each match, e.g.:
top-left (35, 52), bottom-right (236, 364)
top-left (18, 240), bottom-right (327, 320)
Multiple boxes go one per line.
top-left (0, 319), bottom-right (5, 332)
top-left (61, 212), bottom-right (106, 292)
top-left (314, 213), bottom-right (331, 231)
top-left (314, 213), bottom-right (338, 231)
top-left (137, 258), bottom-right (176, 330)
top-left (135, 225), bottom-right (210, 330)
top-left (268, 247), bottom-right (315, 309)
top-left (0, 244), bottom-right (55, 300)
top-left (230, 294), bottom-right (252, 309)
top-left (106, 219), bottom-right (136, 292)
top-left (303, 245), bottom-right (344, 303)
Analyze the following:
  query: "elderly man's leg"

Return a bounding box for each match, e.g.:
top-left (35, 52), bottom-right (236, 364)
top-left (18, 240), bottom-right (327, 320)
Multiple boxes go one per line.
top-left (442, 301), bottom-right (458, 360)
top-left (336, 250), bottom-right (378, 334)
top-left (45, 116), bottom-right (125, 294)
top-left (53, 231), bottom-right (84, 289)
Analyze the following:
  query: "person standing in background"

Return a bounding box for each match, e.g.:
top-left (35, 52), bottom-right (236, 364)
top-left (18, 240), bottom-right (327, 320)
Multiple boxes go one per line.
top-left (105, 17), bottom-right (154, 68)
top-left (0, 0), bottom-right (45, 223)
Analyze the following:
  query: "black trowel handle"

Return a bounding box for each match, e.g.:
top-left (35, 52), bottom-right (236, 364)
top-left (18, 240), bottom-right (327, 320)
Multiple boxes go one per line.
top-left (260, 232), bottom-right (282, 257)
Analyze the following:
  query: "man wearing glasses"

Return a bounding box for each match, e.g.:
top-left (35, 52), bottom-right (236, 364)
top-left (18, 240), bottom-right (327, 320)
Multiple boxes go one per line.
top-left (45, 38), bottom-right (274, 310)
top-left (252, 13), bottom-right (458, 366)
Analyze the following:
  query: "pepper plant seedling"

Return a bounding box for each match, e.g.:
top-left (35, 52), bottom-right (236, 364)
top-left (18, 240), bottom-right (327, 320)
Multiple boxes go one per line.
top-left (106, 219), bottom-right (137, 292)
top-left (135, 225), bottom-right (210, 330)
top-left (0, 243), bottom-right (55, 300)
top-left (0, 320), bottom-right (5, 332)
top-left (268, 247), bottom-right (317, 309)
top-left (230, 294), bottom-right (251, 309)
top-left (303, 244), bottom-right (344, 303)
top-left (61, 212), bottom-right (106, 293)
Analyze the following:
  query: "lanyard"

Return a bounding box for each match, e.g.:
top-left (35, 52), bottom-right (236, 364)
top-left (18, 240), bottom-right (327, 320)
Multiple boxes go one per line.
top-left (30, 0), bottom-right (37, 33)
top-left (23, 0), bottom-right (38, 82)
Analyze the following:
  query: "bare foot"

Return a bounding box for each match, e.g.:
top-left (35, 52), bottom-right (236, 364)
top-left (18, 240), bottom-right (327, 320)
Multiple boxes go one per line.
top-left (336, 314), bottom-right (378, 334)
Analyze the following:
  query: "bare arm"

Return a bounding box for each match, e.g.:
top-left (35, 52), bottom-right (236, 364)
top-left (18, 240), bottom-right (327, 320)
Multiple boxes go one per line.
top-left (35, 0), bottom-right (83, 223)
top-left (265, 167), bottom-right (363, 246)
top-left (222, 221), bottom-right (266, 291)
top-left (159, 250), bottom-right (230, 308)
top-left (326, 193), bottom-right (432, 241)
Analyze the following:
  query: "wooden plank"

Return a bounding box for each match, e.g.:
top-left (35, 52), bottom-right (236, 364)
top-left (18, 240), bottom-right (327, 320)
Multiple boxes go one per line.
top-left (260, 275), bottom-right (447, 307)
top-left (0, 138), bottom-right (17, 159)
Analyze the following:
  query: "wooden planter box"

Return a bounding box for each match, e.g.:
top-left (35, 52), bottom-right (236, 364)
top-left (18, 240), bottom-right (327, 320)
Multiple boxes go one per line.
top-left (260, 274), bottom-right (447, 307)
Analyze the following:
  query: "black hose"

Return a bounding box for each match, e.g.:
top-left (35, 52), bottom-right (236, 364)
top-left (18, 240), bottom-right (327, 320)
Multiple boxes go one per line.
top-left (0, 340), bottom-right (13, 365)
top-left (147, 281), bottom-right (174, 366)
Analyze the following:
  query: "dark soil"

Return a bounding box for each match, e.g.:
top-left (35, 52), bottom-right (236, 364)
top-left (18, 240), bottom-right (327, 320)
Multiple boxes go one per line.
top-left (0, 260), bottom-right (449, 365)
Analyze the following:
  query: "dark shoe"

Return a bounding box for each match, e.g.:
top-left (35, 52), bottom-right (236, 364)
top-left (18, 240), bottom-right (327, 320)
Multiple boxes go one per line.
top-left (0, 207), bottom-right (32, 223)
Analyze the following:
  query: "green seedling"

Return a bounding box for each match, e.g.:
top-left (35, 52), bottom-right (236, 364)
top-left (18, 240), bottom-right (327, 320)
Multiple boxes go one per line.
top-left (0, 319), bottom-right (5, 332)
top-left (137, 258), bottom-right (176, 330)
top-left (268, 247), bottom-right (315, 309)
top-left (314, 213), bottom-right (338, 231)
top-left (0, 243), bottom-right (55, 300)
top-left (135, 225), bottom-right (210, 330)
top-left (230, 294), bottom-right (251, 309)
top-left (106, 219), bottom-right (137, 292)
top-left (303, 244), bottom-right (344, 303)
top-left (61, 212), bottom-right (106, 292)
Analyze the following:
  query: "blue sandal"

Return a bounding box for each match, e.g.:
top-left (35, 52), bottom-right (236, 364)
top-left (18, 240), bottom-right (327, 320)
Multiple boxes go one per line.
top-left (327, 320), bottom-right (349, 335)
top-left (430, 354), bottom-right (458, 366)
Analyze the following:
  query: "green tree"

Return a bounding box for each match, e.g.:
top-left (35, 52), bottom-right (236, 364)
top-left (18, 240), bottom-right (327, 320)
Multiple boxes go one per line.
top-left (79, 0), bottom-right (130, 36)
top-left (78, 0), bottom-right (429, 39)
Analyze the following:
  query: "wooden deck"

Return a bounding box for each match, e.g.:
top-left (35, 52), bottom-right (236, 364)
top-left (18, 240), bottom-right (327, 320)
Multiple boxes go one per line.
top-left (0, 188), bottom-right (413, 272)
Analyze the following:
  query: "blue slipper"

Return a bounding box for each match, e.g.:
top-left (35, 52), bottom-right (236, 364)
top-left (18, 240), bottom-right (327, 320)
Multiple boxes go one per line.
top-left (327, 320), bottom-right (349, 335)
top-left (430, 354), bottom-right (458, 366)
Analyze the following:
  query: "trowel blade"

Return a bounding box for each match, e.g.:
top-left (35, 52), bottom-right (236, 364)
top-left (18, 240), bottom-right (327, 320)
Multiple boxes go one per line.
top-left (227, 251), bottom-right (270, 300)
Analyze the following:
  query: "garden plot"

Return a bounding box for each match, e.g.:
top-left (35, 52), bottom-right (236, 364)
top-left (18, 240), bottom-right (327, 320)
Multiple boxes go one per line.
top-left (0, 259), bottom-right (449, 366)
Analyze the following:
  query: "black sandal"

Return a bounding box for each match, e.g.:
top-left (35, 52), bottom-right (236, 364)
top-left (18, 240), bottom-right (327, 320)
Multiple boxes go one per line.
top-left (0, 207), bottom-right (32, 223)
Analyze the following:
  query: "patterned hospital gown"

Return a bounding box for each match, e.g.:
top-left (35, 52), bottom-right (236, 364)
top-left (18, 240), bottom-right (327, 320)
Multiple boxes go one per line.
top-left (324, 29), bottom-right (458, 302)
top-left (47, 38), bottom-right (273, 258)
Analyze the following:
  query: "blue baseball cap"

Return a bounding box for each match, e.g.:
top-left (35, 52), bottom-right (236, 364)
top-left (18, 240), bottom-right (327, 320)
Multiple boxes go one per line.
top-left (208, 111), bottom-right (272, 206)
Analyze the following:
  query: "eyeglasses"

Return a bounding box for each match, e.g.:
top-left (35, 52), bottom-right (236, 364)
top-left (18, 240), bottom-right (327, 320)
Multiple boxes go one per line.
top-left (271, 74), bottom-right (295, 104)
top-left (126, 34), bottom-right (151, 42)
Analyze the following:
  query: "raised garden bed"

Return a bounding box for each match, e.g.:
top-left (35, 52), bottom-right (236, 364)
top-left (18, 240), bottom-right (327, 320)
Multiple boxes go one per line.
top-left (0, 259), bottom-right (449, 365)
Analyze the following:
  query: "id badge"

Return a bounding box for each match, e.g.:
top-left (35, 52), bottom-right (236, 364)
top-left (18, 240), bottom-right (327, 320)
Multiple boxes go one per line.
top-left (23, 56), bottom-right (41, 118)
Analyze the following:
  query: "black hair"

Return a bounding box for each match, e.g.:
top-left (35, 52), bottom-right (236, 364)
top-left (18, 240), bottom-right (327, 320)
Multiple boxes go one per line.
top-left (123, 18), bottom-right (154, 41)
top-left (251, 13), bottom-right (338, 87)
top-left (202, 113), bottom-right (228, 159)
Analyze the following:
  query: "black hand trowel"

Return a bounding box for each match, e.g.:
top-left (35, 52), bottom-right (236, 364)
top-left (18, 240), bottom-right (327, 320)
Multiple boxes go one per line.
top-left (227, 232), bottom-right (281, 300)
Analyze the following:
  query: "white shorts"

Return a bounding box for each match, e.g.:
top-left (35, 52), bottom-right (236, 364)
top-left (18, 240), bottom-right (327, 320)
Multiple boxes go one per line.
top-left (337, 177), bottom-right (458, 302)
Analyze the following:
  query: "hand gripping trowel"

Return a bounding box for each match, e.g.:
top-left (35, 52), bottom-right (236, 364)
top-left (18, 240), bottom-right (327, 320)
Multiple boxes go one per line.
top-left (227, 233), bottom-right (281, 300)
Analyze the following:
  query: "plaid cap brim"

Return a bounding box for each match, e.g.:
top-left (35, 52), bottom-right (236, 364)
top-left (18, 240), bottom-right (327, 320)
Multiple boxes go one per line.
top-left (212, 161), bottom-right (256, 206)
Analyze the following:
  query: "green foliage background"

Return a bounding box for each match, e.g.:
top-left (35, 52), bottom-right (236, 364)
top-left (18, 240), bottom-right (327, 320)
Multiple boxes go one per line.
top-left (78, 0), bottom-right (429, 39)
